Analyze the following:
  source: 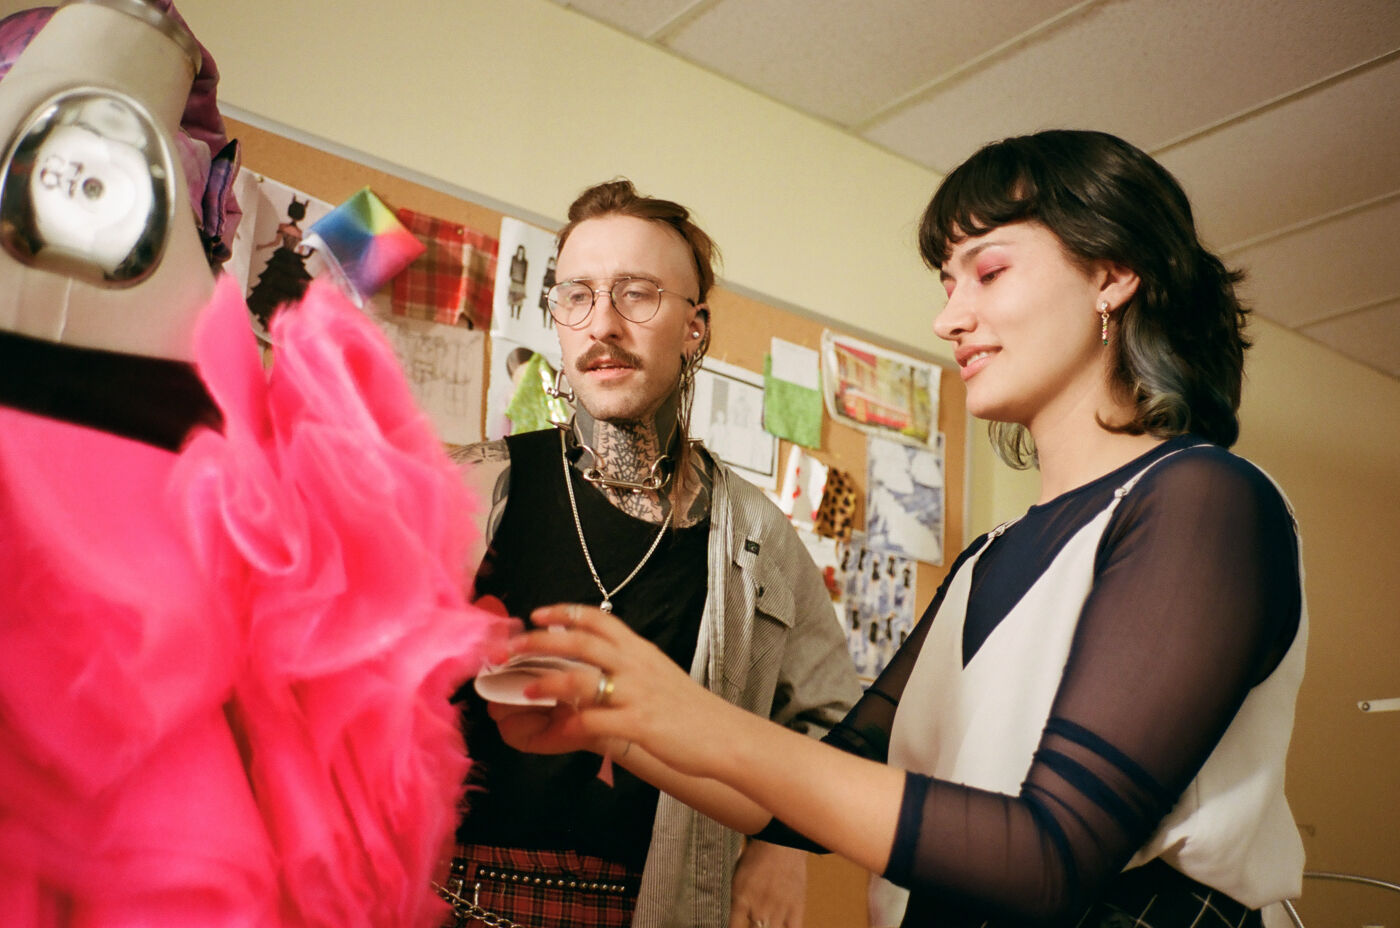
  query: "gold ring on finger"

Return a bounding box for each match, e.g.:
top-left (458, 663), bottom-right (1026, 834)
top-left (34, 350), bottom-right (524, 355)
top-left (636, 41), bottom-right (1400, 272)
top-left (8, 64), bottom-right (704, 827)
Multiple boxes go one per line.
top-left (595, 672), bottom-right (615, 707)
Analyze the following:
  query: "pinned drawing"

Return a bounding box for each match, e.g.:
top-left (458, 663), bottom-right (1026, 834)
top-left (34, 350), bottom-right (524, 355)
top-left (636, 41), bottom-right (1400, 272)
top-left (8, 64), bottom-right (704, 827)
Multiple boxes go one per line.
top-left (371, 311), bottom-right (485, 447)
top-left (491, 218), bottom-right (559, 357)
top-left (837, 535), bottom-right (917, 680)
top-left (866, 433), bottom-right (945, 565)
top-left (692, 358), bottom-right (778, 490)
top-left (820, 330), bottom-right (940, 447)
top-left (229, 173), bottom-right (333, 341)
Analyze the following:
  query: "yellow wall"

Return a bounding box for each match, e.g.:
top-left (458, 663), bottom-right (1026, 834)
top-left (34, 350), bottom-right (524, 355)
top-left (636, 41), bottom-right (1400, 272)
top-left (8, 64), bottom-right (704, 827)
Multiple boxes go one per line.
top-left (1234, 323), bottom-right (1400, 922)
top-left (180, 0), bottom-right (1400, 919)
top-left (178, 0), bottom-right (939, 359)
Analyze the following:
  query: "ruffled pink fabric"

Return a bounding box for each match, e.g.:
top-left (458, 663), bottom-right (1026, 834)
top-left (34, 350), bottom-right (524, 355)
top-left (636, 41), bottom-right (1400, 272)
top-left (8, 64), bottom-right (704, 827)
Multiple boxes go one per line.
top-left (0, 410), bottom-right (276, 927)
top-left (0, 276), bottom-right (499, 927)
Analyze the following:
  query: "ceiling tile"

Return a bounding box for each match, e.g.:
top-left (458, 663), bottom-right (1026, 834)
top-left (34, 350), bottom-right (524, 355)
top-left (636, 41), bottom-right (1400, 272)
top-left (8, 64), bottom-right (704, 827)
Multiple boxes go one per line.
top-left (1299, 298), bottom-right (1400, 378)
top-left (662, 0), bottom-right (1083, 128)
top-left (552, 0), bottom-right (705, 37)
top-left (540, 0), bottom-right (1400, 379)
top-left (862, 0), bottom-right (1400, 171)
top-left (1229, 196), bottom-right (1400, 329)
top-left (1158, 54), bottom-right (1400, 249)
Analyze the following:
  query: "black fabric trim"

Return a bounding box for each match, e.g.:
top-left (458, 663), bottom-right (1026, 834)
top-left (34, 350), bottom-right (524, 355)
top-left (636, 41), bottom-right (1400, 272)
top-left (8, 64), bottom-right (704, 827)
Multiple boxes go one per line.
top-left (1034, 748), bottom-right (1153, 839)
top-left (822, 719), bottom-right (891, 760)
top-left (1045, 717), bottom-right (1176, 809)
top-left (885, 772), bottom-right (931, 886)
top-left (750, 817), bottom-right (829, 854)
top-left (1023, 787), bottom-right (1080, 902)
top-left (0, 327), bottom-right (220, 451)
top-left (961, 436), bottom-right (1198, 665)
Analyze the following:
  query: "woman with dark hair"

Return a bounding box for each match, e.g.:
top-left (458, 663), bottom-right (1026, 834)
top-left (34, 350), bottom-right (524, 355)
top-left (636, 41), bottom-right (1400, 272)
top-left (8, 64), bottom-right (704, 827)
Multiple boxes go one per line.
top-left (490, 131), bottom-right (1307, 927)
top-left (919, 129), bottom-right (1250, 468)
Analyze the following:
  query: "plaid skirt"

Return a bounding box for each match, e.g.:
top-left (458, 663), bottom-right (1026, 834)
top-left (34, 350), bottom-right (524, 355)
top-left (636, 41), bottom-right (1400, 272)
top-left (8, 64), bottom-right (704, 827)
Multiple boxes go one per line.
top-left (902, 858), bottom-right (1263, 927)
top-left (439, 844), bottom-right (642, 928)
top-left (1074, 859), bottom-right (1263, 928)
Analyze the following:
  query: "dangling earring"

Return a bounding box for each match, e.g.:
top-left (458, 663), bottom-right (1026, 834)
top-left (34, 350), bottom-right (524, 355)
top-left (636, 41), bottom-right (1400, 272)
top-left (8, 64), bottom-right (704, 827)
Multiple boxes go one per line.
top-left (679, 310), bottom-right (709, 418)
top-left (679, 349), bottom-right (701, 389)
top-left (1098, 301), bottom-right (1110, 346)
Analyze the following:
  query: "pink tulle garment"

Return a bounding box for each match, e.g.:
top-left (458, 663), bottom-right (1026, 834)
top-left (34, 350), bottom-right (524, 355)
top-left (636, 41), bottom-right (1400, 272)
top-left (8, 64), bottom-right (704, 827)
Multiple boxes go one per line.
top-left (0, 277), bottom-right (500, 928)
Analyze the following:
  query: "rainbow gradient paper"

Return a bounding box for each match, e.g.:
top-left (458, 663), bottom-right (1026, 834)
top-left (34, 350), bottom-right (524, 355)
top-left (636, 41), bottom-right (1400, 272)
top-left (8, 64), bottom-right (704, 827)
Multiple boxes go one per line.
top-left (305, 187), bottom-right (425, 304)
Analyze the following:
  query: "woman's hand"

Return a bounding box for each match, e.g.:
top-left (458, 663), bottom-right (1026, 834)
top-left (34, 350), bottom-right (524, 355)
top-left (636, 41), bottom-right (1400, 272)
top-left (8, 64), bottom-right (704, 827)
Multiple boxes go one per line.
top-left (501, 602), bottom-right (905, 875)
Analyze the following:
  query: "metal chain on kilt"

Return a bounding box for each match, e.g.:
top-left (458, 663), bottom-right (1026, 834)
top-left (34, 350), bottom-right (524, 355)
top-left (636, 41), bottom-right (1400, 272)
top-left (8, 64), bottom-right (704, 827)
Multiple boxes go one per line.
top-left (433, 880), bottom-right (531, 928)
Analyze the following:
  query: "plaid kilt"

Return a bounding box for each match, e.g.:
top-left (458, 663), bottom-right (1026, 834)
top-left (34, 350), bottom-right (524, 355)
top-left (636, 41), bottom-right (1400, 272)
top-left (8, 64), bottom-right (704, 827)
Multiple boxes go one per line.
top-left (440, 844), bottom-right (641, 928)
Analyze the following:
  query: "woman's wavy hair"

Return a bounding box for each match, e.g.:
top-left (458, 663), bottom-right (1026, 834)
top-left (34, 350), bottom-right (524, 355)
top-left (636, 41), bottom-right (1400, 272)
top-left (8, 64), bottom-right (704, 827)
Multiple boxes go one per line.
top-left (918, 130), bottom-right (1250, 468)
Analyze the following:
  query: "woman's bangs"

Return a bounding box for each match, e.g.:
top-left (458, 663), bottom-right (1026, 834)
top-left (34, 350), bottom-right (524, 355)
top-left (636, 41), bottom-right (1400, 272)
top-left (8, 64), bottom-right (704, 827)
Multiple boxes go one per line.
top-left (920, 156), bottom-right (1037, 267)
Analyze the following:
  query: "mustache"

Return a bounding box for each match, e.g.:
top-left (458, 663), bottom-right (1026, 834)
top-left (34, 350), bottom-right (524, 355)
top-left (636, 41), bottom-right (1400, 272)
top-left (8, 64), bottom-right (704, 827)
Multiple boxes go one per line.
top-left (575, 344), bottom-right (645, 372)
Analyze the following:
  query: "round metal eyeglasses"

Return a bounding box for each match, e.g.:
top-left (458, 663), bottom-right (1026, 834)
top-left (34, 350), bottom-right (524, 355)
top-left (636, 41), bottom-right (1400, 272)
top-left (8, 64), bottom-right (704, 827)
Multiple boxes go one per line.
top-left (546, 276), bottom-right (697, 328)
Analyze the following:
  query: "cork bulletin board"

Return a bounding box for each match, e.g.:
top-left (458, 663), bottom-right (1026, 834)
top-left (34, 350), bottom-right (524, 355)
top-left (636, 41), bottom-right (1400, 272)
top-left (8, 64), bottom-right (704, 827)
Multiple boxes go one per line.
top-left (226, 115), bottom-right (966, 608)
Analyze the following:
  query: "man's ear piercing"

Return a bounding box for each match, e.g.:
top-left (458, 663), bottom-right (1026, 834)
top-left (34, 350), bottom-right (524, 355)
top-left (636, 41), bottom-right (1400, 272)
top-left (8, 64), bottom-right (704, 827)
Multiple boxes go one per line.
top-left (691, 330), bottom-right (701, 339)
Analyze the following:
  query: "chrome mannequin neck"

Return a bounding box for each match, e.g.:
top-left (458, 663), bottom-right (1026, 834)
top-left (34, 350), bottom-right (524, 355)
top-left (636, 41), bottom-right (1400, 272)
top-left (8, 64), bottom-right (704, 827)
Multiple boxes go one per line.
top-left (1, 87), bottom-right (176, 288)
top-left (0, 0), bottom-right (212, 361)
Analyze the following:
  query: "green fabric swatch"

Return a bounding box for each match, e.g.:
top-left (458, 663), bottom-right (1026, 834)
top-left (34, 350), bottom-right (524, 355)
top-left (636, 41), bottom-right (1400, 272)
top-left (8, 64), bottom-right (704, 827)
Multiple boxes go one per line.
top-left (763, 354), bottom-right (823, 449)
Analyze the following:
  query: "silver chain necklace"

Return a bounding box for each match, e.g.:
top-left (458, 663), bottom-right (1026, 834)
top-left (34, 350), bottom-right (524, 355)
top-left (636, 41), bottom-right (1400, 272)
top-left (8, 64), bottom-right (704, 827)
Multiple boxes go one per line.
top-left (559, 429), bottom-right (672, 613)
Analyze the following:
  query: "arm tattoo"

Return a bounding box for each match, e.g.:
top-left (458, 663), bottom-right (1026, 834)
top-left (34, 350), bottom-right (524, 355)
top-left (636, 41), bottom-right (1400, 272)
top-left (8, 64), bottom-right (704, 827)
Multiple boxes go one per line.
top-left (450, 440), bottom-right (509, 465)
top-left (452, 440), bottom-right (512, 548)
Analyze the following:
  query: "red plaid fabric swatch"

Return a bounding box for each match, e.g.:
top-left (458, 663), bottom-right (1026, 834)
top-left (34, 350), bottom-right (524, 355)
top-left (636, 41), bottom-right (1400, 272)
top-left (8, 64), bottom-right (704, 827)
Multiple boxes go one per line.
top-left (392, 207), bottom-right (498, 328)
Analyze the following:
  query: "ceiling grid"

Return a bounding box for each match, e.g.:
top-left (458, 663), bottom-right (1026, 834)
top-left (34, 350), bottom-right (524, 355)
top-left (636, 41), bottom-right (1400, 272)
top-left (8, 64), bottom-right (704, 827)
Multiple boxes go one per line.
top-left (552, 0), bottom-right (1400, 377)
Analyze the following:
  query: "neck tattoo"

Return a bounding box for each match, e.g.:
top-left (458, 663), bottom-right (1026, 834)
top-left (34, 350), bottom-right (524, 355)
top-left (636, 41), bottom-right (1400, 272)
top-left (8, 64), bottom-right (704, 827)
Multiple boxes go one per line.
top-left (572, 398), bottom-right (679, 520)
top-left (577, 441), bottom-right (672, 493)
top-left (559, 429), bottom-right (671, 613)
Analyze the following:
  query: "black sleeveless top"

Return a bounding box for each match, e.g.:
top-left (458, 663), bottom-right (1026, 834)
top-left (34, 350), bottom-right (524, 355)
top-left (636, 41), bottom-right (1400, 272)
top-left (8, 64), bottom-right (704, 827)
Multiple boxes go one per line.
top-left (457, 427), bottom-right (709, 868)
top-left (0, 327), bottom-right (219, 449)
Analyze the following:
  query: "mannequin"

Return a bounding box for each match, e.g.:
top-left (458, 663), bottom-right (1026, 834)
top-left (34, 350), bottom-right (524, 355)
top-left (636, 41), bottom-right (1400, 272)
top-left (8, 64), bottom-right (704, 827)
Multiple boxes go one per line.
top-left (1, 9), bottom-right (499, 928)
top-left (0, 0), bottom-right (212, 361)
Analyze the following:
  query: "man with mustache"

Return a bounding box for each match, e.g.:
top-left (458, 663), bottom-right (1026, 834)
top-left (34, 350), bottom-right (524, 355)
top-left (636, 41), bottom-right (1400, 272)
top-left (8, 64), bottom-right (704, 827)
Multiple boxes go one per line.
top-left (447, 180), bottom-right (860, 928)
